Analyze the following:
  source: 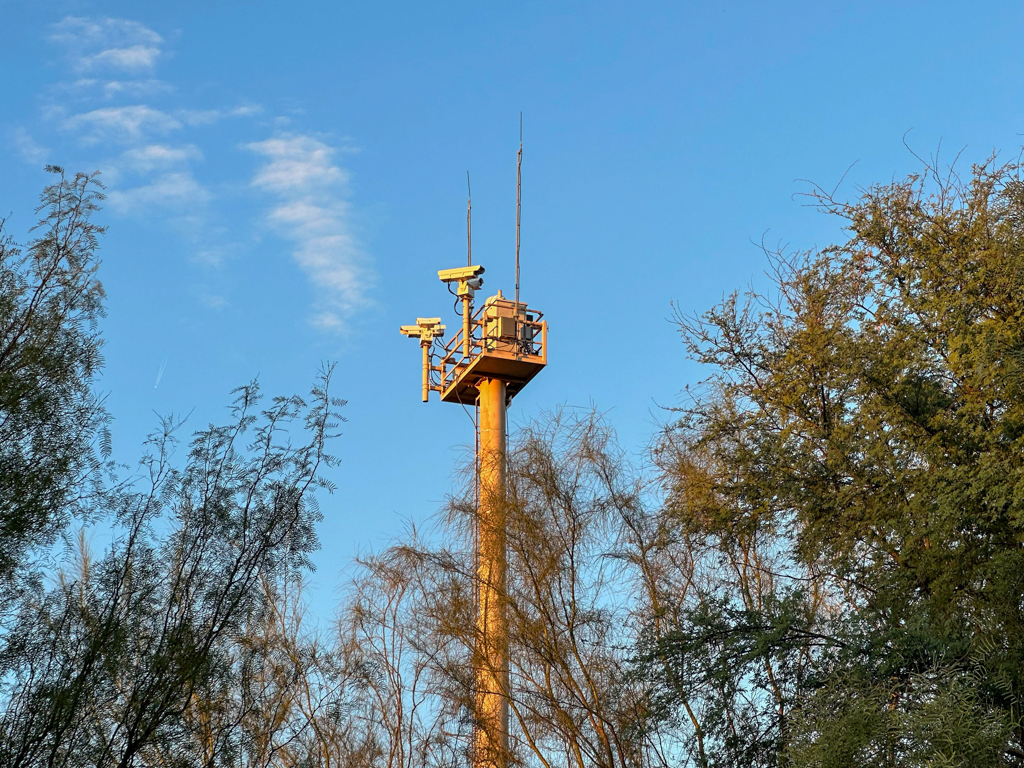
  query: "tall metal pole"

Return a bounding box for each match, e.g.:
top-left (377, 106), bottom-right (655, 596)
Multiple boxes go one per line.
top-left (474, 377), bottom-right (509, 768)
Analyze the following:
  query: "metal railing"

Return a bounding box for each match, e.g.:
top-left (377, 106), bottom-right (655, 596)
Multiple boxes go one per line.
top-left (430, 305), bottom-right (546, 394)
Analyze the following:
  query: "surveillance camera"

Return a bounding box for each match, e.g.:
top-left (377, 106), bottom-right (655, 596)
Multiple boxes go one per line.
top-left (438, 265), bottom-right (485, 283)
top-left (401, 319), bottom-right (445, 339)
top-left (456, 274), bottom-right (484, 299)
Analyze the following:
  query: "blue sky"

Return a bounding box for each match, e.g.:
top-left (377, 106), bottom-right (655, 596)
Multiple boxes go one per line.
top-left (4, 0), bottom-right (1024, 614)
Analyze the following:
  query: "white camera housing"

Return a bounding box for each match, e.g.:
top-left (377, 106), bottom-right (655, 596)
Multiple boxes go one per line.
top-left (400, 317), bottom-right (445, 340)
top-left (438, 265), bottom-right (485, 283)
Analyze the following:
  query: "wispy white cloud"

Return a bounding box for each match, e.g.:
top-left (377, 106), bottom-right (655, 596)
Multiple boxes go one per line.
top-left (192, 246), bottom-right (233, 268)
top-left (55, 78), bottom-right (174, 102)
top-left (11, 128), bottom-right (49, 165)
top-left (37, 15), bottom-right (349, 324)
top-left (87, 44), bottom-right (160, 71)
top-left (247, 134), bottom-right (369, 330)
top-left (56, 78), bottom-right (172, 99)
top-left (193, 287), bottom-right (229, 309)
top-left (310, 311), bottom-right (346, 332)
top-left (45, 19), bottom-right (265, 251)
top-left (121, 143), bottom-right (202, 171)
top-left (101, 79), bottom-right (174, 98)
top-left (50, 17), bottom-right (162, 49)
top-left (177, 109), bottom-right (221, 126)
top-left (107, 171), bottom-right (210, 213)
top-left (64, 105), bottom-right (181, 143)
top-left (50, 17), bottom-right (163, 73)
top-left (169, 106), bottom-right (264, 128)
top-left (251, 135), bottom-right (348, 190)
top-left (42, 19), bottom-right (214, 224)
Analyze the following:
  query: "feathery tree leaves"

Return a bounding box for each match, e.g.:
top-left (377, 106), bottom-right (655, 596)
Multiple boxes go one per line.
top-left (9, 152), bottom-right (1024, 768)
top-left (0, 166), bottom-right (107, 596)
top-left (639, 154), bottom-right (1024, 766)
top-left (0, 371), bottom-right (344, 768)
top-left (0, 172), bottom-right (346, 768)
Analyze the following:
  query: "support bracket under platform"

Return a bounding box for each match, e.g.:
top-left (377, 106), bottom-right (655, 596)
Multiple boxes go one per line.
top-left (440, 347), bottom-right (546, 404)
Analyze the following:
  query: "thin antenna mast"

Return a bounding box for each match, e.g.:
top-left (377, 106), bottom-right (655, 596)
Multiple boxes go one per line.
top-left (467, 172), bottom-right (472, 267)
top-left (515, 114), bottom-right (522, 307)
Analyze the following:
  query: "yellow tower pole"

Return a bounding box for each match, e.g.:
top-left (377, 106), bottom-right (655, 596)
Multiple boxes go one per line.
top-left (404, 272), bottom-right (543, 768)
top-left (474, 376), bottom-right (509, 768)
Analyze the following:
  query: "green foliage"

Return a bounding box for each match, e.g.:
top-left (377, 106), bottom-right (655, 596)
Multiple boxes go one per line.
top-left (640, 590), bottom-right (824, 767)
top-left (14, 150), bottom-right (1024, 767)
top-left (788, 670), bottom-right (1014, 768)
top-left (0, 375), bottom-right (343, 768)
top-left (0, 167), bottom-right (107, 591)
top-left (0, 173), bottom-right (346, 767)
top-left (643, 155), bottom-right (1024, 765)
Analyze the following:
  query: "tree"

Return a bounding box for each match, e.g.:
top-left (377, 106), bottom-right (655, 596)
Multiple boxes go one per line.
top-left (0, 372), bottom-right (344, 768)
top-left (331, 410), bottom-right (680, 768)
top-left (0, 172), bottom-right (347, 768)
top-left (640, 153), bottom-right (1024, 766)
top-left (0, 167), bottom-right (107, 599)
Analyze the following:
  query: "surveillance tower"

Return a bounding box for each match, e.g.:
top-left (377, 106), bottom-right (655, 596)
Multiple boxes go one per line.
top-left (400, 176), bottom-right (546, 768)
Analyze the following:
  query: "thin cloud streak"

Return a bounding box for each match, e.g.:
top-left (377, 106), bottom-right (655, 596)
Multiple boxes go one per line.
top-left (121, 144), bottom-right (202, 171)
top-left (107, 171), bottom-right (211, 213)
top-left (87, 44), bottom-right (160, 71)
top-left (64, 105), bottom-right (182, 143)
top-left (50, 17), bottom-right (163, 73)
top-left (154, 357), bottom-right (168, 388)
top-left (102, 80), bottom-right (174, 99)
